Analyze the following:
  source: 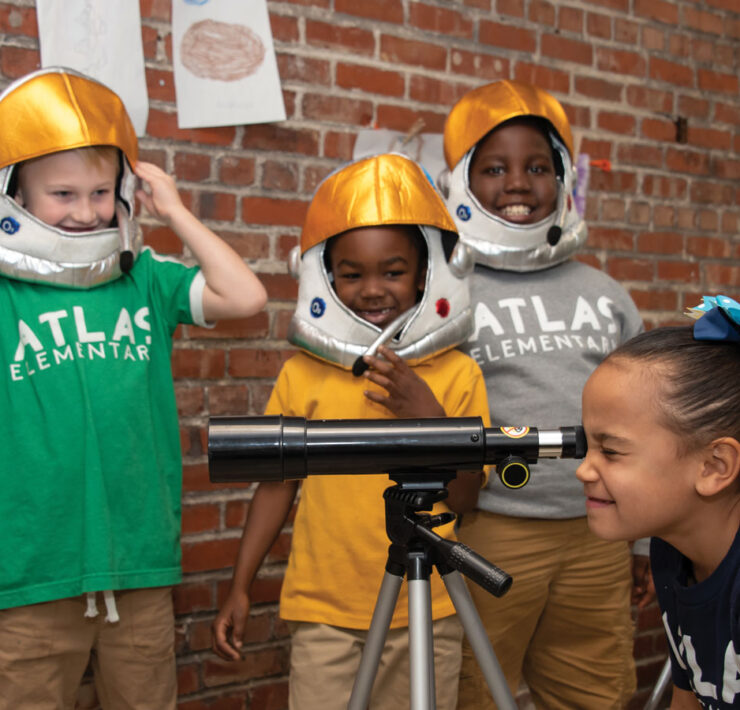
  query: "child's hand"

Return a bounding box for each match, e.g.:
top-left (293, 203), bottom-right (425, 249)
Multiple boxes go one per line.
top-left (134, 161), bottom-right (186, 226)
top-left (211, 589), bottom-right (251, 661)
top-left (362, 345), bottom-right (446, 418)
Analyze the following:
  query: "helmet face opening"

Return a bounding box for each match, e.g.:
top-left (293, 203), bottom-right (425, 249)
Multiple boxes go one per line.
top-left (470, 115), bottom-right (565, 183)
top-left (287, 153), bottom-right (475, 369)
top-left (443, 81), bottom-right (586, 272)
top-left (0, 68), bottom-right (142, 287)
top-left (443, 79), bottom-right (574, 173)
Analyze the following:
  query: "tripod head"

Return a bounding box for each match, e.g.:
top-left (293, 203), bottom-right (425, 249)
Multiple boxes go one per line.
top-left (208, 415), bottom-right (586, 489)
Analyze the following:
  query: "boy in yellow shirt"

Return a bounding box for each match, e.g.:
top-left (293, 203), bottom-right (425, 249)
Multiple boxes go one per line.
top-left (212, 153), bottom-right (490, 709)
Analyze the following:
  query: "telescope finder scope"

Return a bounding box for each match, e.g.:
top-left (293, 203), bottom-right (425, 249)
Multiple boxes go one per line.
top-left (208, 416), bottom-right (586, 487)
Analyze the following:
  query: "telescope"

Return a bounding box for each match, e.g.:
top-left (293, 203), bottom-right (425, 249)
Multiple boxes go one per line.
top-left (208, 415), bottom-right (586, 709)
top-left (208, 415), bottom-right (586, 488)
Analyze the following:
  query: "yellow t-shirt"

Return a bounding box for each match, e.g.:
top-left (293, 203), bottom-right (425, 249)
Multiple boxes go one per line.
top-left (265, 348), bottom-right (491, 629)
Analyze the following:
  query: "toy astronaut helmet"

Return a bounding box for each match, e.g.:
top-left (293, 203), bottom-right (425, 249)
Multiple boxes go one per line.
top-left (287, 153), bottom-right (475, 373)
top-left (438, 80), bottom-right (586, 272)
top-left (0, 67), bottom-right (141, 288)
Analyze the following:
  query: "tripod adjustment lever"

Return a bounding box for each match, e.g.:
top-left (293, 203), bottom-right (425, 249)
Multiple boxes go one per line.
top-left (441, 539), bottom-right (512, 597)
top-left (413, 524), bottom-right (512, 598)
top-left (449, 542), bottom-right (512, 597)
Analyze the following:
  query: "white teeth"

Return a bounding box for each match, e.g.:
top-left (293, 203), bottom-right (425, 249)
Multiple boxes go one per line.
top-left (501, 205), bottom-right (532, 217)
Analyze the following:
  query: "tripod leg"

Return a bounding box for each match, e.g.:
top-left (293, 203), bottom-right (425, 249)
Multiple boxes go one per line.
top-left (348, 571), bottom-right (404, 710)
top-left (643, 657), bottom-right (671, 710)
top-left (408, 553), bottom-right (434, 710)
top-left (442, 571), bottom-right (518, 710)
top-left (424, 603), bottom-right (437, 710)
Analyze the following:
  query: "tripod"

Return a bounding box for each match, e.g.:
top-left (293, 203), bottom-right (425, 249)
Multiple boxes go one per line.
top-left (347, 473), bottom-right (518, 710)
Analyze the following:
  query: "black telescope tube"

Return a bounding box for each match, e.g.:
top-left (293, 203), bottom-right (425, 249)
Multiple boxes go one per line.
top-left (208, 416), bottom-right (586, 483)
top-left (209, 416), bottom-right (486, 482)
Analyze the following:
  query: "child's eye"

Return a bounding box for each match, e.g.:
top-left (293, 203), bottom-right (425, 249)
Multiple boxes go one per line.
top-left (529, 164), bottom-right (552, 175)
top-left (385, 270), bottom-right (406, 278)
top-left (483, 165), bottom-right (504, 175)
top-left (53, 190), bottom-right (72, 198)
top-left (600, 448), bottom-right (621, 458)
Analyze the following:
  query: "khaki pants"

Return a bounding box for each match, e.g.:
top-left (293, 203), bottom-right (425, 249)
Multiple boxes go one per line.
top-left (289, 615), bottom-right (463, 710)
top-left (0, 587), bottom-right (176, 710)
top-left (456, 513), bottom-right (636, 710)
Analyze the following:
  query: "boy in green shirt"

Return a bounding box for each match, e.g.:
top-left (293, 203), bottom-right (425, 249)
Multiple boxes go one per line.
top-left (0, 67), bottom-right (266, 709)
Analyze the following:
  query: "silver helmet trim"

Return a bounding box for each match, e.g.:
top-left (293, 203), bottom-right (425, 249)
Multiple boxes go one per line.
top-left (286, 224), bottom-right (474, 370)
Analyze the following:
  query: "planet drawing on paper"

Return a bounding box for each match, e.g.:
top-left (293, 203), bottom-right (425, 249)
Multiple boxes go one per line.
top-left (180, 19), bottom-right (266, 81)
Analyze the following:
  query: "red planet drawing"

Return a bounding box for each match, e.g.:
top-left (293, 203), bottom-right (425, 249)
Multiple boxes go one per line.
top-left (180, 19), bottom-right (266, 81)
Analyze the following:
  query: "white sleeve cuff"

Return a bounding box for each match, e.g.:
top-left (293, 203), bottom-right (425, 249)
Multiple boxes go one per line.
top-left (188, 270), bottom-right (214, 328)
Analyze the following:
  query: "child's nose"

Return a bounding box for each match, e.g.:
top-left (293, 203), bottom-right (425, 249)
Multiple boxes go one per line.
top-left (503, 167), bottom-right (530, 192)
top-left (575, 455), bottom-right (598, 483)
top-left (72, 198), bottom-right (96, 223)
top-left (359, 276), bottom-right (384, 298)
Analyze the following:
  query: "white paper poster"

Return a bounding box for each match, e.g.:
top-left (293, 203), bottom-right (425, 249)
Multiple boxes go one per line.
top-left (353, 129), bottom-right (447, 186)
top-left (172, 0), bottom-right (286, 129)
top-left (36, 0), bottom-right (149, 136)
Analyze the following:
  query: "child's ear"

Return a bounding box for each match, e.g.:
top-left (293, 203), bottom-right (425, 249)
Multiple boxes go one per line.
top-left (13, 186), bottom-right (25, 207)
top-left (695, 437), bottom-right (740, 497)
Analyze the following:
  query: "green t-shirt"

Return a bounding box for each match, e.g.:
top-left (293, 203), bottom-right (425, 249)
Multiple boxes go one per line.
top-left (0, 248), bottom-right (203, 609)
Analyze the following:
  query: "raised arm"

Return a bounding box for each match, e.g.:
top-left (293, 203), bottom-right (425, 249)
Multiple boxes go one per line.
top-left (134, 161), bottom-right (267, 322)
top-left (211, 479), bottom-right (298, 660)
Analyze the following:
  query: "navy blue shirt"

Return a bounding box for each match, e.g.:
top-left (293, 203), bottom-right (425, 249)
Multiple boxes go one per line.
top-left (651, 527), bottom-right (740, 709)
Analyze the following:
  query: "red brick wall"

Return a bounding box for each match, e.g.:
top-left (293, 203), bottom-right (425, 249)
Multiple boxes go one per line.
top-left (1, 0), bottom-right (738, 708)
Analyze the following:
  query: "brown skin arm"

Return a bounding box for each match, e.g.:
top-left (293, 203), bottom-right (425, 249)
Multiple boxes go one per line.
top-left (362, 345), bottom-right (483, 514)
top-left (211, 480), bottom-right (298, 660)
top-left (669, 686), bottom-right (702, 709)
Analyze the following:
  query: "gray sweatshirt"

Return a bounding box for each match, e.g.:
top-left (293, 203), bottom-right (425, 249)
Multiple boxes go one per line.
top-left (460, 260), bottom-right (643, 519)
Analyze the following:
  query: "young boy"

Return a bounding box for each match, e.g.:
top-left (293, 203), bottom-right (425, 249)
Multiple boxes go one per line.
top-left (577, 300), bottom-right (740, 709)
top-left (438, 80), bottom-right (644, 708)
top-left (0, 68), bottom-right (267, 709)
top-left (212, 153), bottom-right (490, 710)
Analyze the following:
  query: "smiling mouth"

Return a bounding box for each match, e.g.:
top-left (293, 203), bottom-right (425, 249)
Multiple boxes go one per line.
top-left (586, 495), bottom-right (615, 509)
top-left (356, 307), bottom-right (394, 325)
top-left (499, 204), bottom-right (534, 219)
top-left (61, 224), bottom-right (105, 233)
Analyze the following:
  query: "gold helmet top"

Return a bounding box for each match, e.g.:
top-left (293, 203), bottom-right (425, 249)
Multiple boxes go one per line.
top-left (300, 153), bottom-right (457, 254)
top-left (0, 67), bottom-right (138, 171)
top-left (443, 80), bottom-right (573, 170)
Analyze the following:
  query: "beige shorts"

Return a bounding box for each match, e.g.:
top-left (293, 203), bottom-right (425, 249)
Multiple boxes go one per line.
top-left (0, 587), bottom-right (176, 710)
top-left (288, 615), bottom-right (463, 710)
top-left (456, 513), bottom-right (636, 710)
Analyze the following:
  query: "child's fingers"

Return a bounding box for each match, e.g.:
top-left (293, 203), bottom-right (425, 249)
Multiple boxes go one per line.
top-left (363, 389), bottom-right (390, 406)
top-left (135, 188), bottom-right (152, 207)
top-left (376, 345), bottom-right (410, 370)
top-left (134, 162), bottom-right (175, 196)
top-left (364, 370), bottom-right (394, 391)
top-left (362, 354), bottom-right (391, 374)
top-left (211, 617), bottom-right (241, 661)
top-left (133, 160), bottom-right (164, 179)
top-left (363, 353), bottom-right (405, 384)
top-left (231, 614), bottom-right (246, 651)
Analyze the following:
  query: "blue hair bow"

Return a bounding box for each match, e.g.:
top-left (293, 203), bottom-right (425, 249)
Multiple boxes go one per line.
top-left (685, 295), bottom-right (740, 343)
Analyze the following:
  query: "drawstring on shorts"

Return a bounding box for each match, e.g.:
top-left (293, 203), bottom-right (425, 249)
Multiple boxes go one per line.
top-left (84, 590), bottom-right (120, 623)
